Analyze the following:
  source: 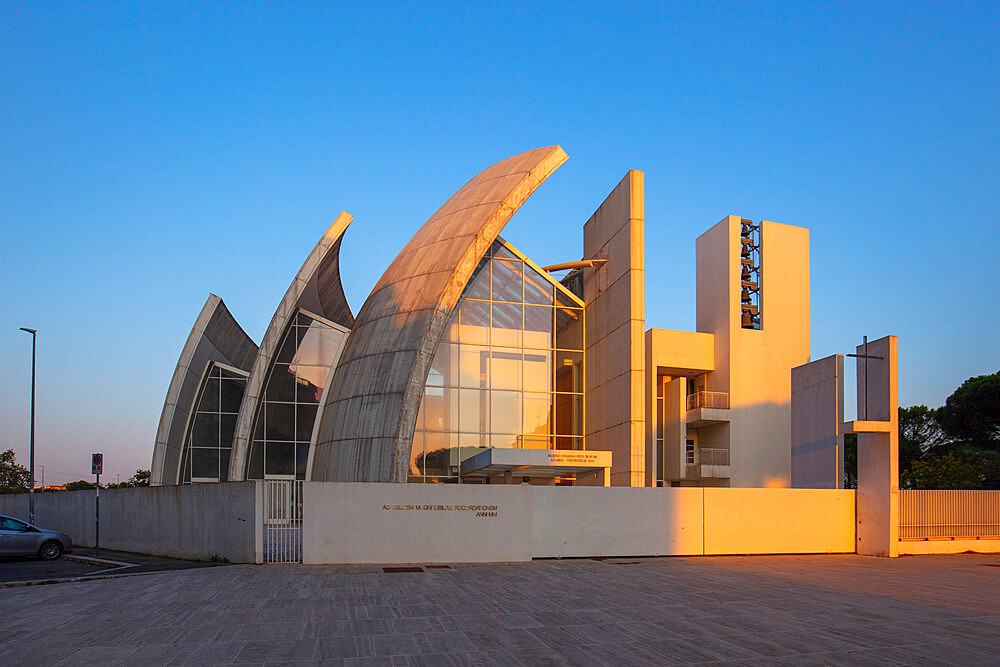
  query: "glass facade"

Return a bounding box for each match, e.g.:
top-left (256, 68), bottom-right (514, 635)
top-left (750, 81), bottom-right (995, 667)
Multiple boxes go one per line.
top-left (247, 310), bottom-right (349, 480)
top-left (180, 362), bottom-right (248, 483)
top-left (410, 240), bottom-right (585, 482)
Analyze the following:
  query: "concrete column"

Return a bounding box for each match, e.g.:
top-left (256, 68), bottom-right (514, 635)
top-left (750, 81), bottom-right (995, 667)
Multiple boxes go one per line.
top-left (854, 336), bottom-right (899, 557)
top-left (583, 170), bottom-right (646, 486)
top-left (664, 377), bottom-right (687, 483)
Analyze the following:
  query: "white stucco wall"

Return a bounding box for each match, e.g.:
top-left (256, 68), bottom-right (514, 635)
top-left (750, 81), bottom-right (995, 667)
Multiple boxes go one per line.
top-left (0, 482), bottom-right (258, 562)
top-left (531, 486), bottom-right (705, 558)
top-left (2, 482), bottom-right (860, 565)
top-left (702, 488), bottom-right (855, 554)
top-left (303, 483), bottom-right (855, 563)
top-left (303, 483), bottom-right (533, 564)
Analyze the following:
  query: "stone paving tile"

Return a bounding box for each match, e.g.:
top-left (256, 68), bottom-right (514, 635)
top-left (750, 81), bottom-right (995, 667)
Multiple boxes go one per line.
top-left (341, 619), bottom-right (393, 636)
top-left (51, 644), bottom-right (143, 665)
top-left (2, 553), bottom-right (999, 664)
top-left (370, 633), bottom-right (420, 657)
top-left (234, 638), bottom-right (318, 663)
top-left (651, 636), bottom-right (762, 663)
top-left (524, 624), bottom-right (594, 647)
top-left (316, 635), bottom-right (376, 659)
top-left (410, 630), bottom-right (477, 654)
top-left (389, 616), bottom-right (446, 634)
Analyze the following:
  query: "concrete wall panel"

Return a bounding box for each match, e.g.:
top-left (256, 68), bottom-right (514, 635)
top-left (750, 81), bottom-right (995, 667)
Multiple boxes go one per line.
top-left (300, 483), bottom-right (856, 563)
top-left (791, 354), bottom-right (844, 488)
top-left (531, 487), bottom-right (704, 558)
top-left (303, 483), bottom-right (532, 563)
top-left (703, 488), bottom-right (855, 554)
top-left (583, 170), bottom-right (646, 486)
top-left (0, 483), bottom-right (257, 562)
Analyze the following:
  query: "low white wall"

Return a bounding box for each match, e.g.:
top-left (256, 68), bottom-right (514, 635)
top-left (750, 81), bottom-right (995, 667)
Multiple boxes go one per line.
top-left (898, 538), bottom-right (1000, 555)
top-left (0, 483), bottom-right (258, 563)
top-left (703, 488), bottom-right (855, 554)
top-left (304, 484), bottom-right (855, 563)
top-left (533, 487), bottom-right (855, 558)
top-left (531, 487), bottom-right (705, 557)
top-left (3, 483), bottom-right (856, 565)
top-left (303, 483), bottom-right (532, 564)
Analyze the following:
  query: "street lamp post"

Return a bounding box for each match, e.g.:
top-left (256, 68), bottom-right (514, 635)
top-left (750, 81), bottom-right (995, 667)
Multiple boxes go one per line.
top-left (20, 327), bottom-right (36, 524)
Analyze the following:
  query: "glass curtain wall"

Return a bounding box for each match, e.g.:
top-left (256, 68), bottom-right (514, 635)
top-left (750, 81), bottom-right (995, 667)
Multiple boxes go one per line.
top-left (246, 310), bottom-right (348, 480)
top-left (410, 239), bottom-right (585, 482)
top-left (180, 363), bottom-right (248, 483)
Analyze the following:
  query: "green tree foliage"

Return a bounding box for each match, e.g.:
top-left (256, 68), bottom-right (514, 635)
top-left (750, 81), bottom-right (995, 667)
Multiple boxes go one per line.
top-left (901, 451), bottom-right (982, 490)
top-left (895, 371), bottom-right (1000, 490)
top-left (936, 371), bottom-right (1000, 448)
top-left (0, 449), bottom-right (31, 494)
top-left (107, 469), bottom-right (151, 489)
top-left (898, 405), bottom-right (949, 469)
top-left (64, 480), bottom-right (96, 491)
top-left (843, 434), bottom-right (858, 489)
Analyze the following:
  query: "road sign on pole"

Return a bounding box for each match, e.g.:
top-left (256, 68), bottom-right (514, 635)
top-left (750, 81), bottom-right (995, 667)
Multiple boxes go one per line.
top-left (92, 453), bottom-right (102, 554)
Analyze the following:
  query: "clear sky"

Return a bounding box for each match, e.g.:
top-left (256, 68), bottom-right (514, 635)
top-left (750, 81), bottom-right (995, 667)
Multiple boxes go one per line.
top-left (1, 2), bottom-right (997, 484)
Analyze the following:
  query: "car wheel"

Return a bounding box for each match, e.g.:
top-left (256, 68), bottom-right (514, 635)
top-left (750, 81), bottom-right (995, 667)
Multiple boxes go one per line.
top-left (39, 540), bottom-right (63, 561)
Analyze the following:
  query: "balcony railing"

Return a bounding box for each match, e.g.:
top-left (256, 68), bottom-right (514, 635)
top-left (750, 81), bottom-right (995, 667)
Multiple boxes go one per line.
top-left (900, 490), bottom-right (1000, 540)
top-left (687, 391), bottom-right (729, 410)
top-left (697, 448), bottom-right (730, 466)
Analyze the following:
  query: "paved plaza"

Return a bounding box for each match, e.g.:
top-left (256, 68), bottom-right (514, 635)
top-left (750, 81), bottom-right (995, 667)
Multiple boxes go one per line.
top-left (1, 553), bottom-right (998, 665)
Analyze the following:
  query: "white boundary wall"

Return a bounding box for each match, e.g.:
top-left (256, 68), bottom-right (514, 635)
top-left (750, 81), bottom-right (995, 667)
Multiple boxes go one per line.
top-left (304, 483), bottom-right (855, 564)
top-left (0, 482), bottom-right (259, 563)
top-left (304, 483), bottom-right (532, 564)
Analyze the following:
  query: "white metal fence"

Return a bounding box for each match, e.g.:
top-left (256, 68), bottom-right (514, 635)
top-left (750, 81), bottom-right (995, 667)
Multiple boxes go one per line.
top-left (899, 490), bottom-right (1000, 540)
top-left (262, 480), bottom-right (303, 563)
top-left (687, 391), bottom-right (729, 410)
top-left (697, 448), bottom-right (730, 466)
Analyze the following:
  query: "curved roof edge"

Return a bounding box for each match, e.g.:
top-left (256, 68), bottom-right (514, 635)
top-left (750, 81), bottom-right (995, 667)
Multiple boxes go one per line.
top-left (150, 294), bottom-right (258, 486)
top-left (228, 211), bottom-right (354, 481)
top-left (311, 146), bottom-right (567, 483)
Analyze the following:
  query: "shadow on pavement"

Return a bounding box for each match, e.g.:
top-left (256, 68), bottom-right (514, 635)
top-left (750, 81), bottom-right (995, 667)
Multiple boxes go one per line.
top-left (0, 548), bottom-right (231, 585)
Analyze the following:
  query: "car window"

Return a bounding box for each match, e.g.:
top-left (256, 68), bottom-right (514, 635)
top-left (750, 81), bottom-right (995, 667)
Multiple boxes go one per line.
top-left (0, 517), bottom-right (28, 531)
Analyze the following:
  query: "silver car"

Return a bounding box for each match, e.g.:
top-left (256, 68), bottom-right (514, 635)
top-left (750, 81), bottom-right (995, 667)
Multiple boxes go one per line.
top-left (0, 514), bottom-right (73, 560)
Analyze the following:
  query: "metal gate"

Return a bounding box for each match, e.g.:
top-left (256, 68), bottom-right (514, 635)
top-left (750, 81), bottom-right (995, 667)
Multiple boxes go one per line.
top-left (262, 480), bottom-right (303, 563)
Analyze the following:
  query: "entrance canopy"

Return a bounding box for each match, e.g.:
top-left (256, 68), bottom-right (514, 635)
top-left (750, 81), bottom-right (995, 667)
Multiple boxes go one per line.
top-left (461, 448), bottom-right (612, 486)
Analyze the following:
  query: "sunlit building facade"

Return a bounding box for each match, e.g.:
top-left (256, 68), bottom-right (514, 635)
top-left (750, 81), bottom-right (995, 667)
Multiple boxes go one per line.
top-left (152, 145), bottom-right (813, 489)
top-left (410, 239), bottom-right (585, 482)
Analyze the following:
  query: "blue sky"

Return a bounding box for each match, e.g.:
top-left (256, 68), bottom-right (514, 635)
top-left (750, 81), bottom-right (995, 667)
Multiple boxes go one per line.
top-left (1, 2), bottom-right (997, 483)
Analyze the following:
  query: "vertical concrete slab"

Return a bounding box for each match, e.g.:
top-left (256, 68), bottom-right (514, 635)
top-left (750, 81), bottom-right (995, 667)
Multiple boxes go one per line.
top-left (644, 330), bottom-right (658, 486)
top-left (791, 354), bottom-right (844, 488)
top-left (855, 335), bottom-right (899, 557)
top-left (663, 377), bottom-right (686, 483)
top-left (583, 170), bottom-right (646, 486)
top-left (696, 217), bottom-right (810, 488)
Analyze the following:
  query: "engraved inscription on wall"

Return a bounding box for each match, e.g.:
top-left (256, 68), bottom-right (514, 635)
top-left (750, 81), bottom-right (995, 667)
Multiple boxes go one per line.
top-left (383, 504), bottom-right (498, 518)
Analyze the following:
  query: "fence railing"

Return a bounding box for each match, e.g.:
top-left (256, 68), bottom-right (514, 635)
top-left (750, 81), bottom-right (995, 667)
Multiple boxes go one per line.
top-left (687, 391), bottom-right (730, 410)
top-left (698, 448), bottom-right (730, 466)
top-left (899, 489), bottom-right (1000, 540)
top-left (262, 480), bottom-right (303, 563)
